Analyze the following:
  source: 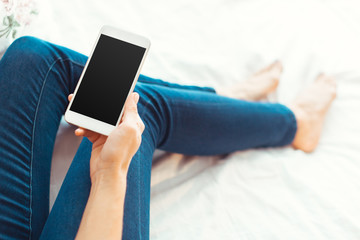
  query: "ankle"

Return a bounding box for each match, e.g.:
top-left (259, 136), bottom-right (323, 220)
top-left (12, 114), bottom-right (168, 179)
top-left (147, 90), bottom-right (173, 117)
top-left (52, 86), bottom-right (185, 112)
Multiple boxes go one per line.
top-left (289, 103), bottom-right (321, 153)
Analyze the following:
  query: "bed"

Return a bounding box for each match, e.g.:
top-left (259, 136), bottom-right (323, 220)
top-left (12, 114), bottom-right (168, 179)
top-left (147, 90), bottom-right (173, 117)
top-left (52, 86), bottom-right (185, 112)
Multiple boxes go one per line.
top-left (24, 0), bottom-right (360, 239)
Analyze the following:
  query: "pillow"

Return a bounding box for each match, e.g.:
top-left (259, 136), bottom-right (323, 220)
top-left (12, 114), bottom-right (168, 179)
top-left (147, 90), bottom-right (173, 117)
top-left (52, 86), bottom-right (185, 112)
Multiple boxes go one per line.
top-left (0, 0), bottom-right (38, 54)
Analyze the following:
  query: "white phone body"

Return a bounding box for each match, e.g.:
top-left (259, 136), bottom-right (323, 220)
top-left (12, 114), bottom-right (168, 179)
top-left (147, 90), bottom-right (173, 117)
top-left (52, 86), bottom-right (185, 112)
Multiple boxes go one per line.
top-left (64, 25), bottom-right (150, 136)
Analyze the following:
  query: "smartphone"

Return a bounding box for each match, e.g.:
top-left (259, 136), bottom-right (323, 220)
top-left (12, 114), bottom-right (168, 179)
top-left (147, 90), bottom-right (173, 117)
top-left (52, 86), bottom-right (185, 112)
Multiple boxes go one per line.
top-left (64, 25), bottom-right (150, 136)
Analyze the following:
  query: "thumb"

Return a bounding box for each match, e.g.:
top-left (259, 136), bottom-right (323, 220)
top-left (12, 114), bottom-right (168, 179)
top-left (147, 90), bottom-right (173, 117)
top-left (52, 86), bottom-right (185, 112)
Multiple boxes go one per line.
top-left (121, 92), bottom-right (140, 123)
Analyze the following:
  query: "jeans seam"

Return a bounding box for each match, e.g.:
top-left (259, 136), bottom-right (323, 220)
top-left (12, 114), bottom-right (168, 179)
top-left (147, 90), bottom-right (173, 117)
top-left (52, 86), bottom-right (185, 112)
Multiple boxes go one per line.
top-left (138, 80), bottom-right (216, 94)
top-left (29, 57), bottom-right (84, 240)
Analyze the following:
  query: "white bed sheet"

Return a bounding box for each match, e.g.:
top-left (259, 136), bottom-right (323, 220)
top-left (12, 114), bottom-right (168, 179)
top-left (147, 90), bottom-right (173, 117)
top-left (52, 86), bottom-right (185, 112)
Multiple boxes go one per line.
top-left (26, 0), bottom-right (360, 239)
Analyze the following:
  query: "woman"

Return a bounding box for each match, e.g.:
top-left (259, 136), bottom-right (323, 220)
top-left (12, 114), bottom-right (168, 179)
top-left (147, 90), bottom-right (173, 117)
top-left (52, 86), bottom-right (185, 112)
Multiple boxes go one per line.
top-left (0, 37), bottom-right (336, 240)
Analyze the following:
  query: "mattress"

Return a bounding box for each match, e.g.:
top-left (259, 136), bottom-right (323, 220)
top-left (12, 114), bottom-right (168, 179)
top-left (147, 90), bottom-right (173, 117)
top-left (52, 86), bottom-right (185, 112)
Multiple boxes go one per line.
top-left (25, 0), bottom-right (360, 239)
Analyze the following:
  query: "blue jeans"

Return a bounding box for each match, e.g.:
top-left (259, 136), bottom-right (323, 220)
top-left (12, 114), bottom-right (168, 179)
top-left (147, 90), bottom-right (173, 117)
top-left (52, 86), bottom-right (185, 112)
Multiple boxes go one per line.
top-left (0, 37), bottom-right (297, 240)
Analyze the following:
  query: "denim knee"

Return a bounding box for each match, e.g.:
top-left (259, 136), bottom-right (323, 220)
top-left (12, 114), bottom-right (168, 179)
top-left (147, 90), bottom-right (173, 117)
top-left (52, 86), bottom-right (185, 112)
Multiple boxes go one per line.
top-left (6, 36), bottom-right (46, 57)
top-left (134, 82), bottom-right (169, 120)
top-left (2, 36), bottom-right (53, 71)
top-left (10, 36), bottom-right (43, 49)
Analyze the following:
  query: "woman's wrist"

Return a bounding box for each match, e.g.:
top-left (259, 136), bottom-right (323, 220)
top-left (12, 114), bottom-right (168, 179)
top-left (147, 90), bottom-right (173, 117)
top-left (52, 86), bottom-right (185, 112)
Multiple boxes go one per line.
top-left (91, 168), bottom-right (127, 190)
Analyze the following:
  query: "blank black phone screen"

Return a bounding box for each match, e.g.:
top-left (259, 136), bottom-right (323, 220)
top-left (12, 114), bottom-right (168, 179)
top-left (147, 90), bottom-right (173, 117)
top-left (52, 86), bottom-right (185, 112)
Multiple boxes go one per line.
top-left (70, 34), bottom-right (146, 125)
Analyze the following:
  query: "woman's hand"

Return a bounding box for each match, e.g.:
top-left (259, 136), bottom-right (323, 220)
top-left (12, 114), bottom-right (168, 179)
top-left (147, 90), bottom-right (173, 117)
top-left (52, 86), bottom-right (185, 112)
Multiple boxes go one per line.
top-left (68, 92), bottom-right (145, 183)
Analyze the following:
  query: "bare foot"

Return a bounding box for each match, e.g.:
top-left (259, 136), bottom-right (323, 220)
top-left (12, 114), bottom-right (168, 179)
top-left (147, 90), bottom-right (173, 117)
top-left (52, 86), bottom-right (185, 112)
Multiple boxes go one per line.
top-left (290, 74), bottom-right (337, 152)
top-left (216, 61), bottom-right (282, 101)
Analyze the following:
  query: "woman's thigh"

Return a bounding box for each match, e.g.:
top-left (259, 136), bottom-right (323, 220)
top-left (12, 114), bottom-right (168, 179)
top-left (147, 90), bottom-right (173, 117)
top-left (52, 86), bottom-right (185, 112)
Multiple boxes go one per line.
top-left (0, 36), bottom-right (87, 239)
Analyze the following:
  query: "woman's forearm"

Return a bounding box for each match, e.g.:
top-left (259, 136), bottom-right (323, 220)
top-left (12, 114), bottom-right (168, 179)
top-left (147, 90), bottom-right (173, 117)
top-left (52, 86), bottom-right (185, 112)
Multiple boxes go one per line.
top-left (76, 171), bottom-right (127, 240)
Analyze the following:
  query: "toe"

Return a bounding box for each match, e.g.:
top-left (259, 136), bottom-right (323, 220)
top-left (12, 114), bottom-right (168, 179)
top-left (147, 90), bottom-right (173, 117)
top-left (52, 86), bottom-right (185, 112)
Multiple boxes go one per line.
top-left (321, 75), bottom-right (337, 95)
top-left (257, 60), bottom-right (283, 75)
top-left (327, 76), bottom-right (336, 86)
top-left (271, 61), bottom-right (283, 75)
top-left (316, 73), bottom-right (326, 82)
top-left (330, 85), bottom-right (337, 99)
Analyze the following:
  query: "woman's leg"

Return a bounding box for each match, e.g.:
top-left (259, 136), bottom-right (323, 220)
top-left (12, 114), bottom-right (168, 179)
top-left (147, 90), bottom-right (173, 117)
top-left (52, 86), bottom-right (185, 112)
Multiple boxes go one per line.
top-left (0, 37), bottom-right (87, 239)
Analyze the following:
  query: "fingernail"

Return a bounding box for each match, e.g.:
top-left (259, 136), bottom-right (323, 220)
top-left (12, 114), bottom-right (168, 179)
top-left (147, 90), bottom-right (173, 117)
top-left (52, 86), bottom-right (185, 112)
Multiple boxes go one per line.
top-left (134, 92), bottom-right (140, 103)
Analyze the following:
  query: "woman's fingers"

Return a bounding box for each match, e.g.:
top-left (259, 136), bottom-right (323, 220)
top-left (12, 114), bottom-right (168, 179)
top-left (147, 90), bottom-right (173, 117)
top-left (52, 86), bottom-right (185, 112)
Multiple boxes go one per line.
top-left (123, 92), bottom-right (140, 116)
top-left (106, 92), bottom-right (144, 159)
top-left (74, 128), bottom-right (85, 136)
top-left (68, 94), bottom-right (74, 102)
top-left (69, 93), bottom-right (102, 143)
top-left (75, 127), bottom-right (102, 143)
top-left (121, 92), bottom-right (140, 122)
top-left (70, 92), bottom-right (144, 143)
